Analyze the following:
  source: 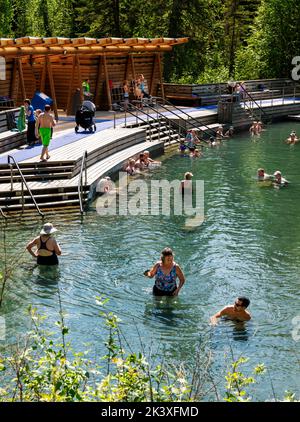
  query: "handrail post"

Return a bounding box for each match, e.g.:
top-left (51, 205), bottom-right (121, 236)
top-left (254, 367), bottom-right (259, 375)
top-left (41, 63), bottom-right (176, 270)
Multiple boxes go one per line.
top-left (9, 163), bottom-right (13, 191)
top-left (294, 86), bottom-right (296, 104)
top-left (85, 152), bottom-right (88, 188)
top-left (113, 111), bottom-right (116, 129)
top-left (21, 180), bottom-right (24, 214)
top-left (125, 108), bottom-right (127, 127)
top-left (7, 155), bottom-right (43, 217)
top-left (158, 118), bottom-right (161, 141)
top-left (282, 87), bottom-right (285, 105)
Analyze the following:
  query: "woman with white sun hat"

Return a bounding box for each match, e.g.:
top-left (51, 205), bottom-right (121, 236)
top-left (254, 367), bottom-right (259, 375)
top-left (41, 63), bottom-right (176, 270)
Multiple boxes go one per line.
top-left (26, 223), bottom-right (61, 266)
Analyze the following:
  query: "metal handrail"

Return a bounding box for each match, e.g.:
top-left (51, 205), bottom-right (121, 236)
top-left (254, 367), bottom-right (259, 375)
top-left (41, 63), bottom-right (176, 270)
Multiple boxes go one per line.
top-left (121, 102), bottom-right (183, 144)
top-left (7, 155), bottom-right (44, 217)
top-left (78, 151), bottom-right (88, 214)
top-left (128, 101), bottom-right (188, 141)
top-left (0, 206), bottom-right (7, 219)
top-left (152, 96), bottom-right (218, 137)
top-left (241, 88), bottom-right (270, 122)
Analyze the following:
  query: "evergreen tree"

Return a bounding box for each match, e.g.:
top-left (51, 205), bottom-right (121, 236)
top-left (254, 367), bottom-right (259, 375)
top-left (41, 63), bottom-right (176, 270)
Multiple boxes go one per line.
top-left (0, 0), bottom-right (13, 37)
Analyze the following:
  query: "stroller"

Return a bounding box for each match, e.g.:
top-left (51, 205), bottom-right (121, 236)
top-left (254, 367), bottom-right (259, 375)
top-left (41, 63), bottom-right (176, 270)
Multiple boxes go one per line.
top-left (75, 100), bottom-right (96, 133)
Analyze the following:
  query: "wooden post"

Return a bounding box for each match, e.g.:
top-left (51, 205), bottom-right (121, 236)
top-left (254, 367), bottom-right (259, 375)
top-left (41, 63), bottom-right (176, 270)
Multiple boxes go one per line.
top-left (46, 56), bottom-right (58, 120)
top-left (10, 58), bottom-right (19, 102)
top-left (75, 55), bottom-right (84, 103)
top-left (40, 57), bottom-right (47, 92)
top-left (66, 55), bottom-right (76, 115)
top-left (157, 53), bottom-right (165, 101)
top-left (130, 55), bottom-right (136, 81)
top-left (29, 56), bottom-right (37, 93)
top-left (103, 55), bottom-right (112, 110)
top-left (124, 55), bottom-right (130, 81)
top-left (17, 58), bottom-right (26, 101)
top-left (94, 56), bottom-right (103, 108)
top-left (149, 54), bottom-right (157, 96)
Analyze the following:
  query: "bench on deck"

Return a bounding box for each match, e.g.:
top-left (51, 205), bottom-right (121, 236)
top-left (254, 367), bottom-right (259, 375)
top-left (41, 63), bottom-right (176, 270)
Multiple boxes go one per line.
top-left (0, 108), bottom-right (27, 154)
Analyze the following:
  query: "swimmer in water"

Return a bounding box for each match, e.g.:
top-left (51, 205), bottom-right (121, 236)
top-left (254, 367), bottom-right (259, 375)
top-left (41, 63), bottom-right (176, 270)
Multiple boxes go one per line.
top-left (286, 131), bottom-right (299, 145)
top-left (190, 148), bottom-right (203, 158)
top-left (273, 170), bottom-right (289, 187)
top-left (144, 247), bottom-right (185, 296)
top-left (210, 297), bottom-right (251, 325)
top-left (179, 139), bottom-right (187, 154)
top-left (26, 223), bottom-right (61, 266)
top-left (257, 168), bottom-right (273, 181)
top-left (180, 171), bottom-right (193, 195)
top-left (249, 121), bottom-right (258, 136)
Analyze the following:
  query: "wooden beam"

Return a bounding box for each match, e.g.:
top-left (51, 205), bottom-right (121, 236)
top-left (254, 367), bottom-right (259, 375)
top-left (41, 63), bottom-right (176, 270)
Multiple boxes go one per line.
top-left (10, 58), bottom-right (19, 102)
top-left (157, 54), bottom-right (165, 101)
top-left (130, 55), bottom-right (136, 82)
top-left (29, 56), bottom-right (37, 92)
top-left (17, 58), bottom-right (26, 100)
top-left (103, 55), bottom-right (112, 110)
top-left (75, 55), bottom-right (84, 102)
top-left (94, 56), bottom-right (103, 108)
top-left (124, 55), bottom-right (130, 81)
top-left (66, 55), bottom-right (76, 115)
top-left (149, 54), bottom-right (157, 96)
top-left (46, 56), bottom-right (58, 120)
top-left (40, 57), bottom-right (47, 92)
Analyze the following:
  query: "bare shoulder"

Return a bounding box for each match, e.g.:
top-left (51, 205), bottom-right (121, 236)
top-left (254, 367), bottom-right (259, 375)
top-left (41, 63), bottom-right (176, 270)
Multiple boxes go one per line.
top-left (221, 305), bottom-right (234, 314)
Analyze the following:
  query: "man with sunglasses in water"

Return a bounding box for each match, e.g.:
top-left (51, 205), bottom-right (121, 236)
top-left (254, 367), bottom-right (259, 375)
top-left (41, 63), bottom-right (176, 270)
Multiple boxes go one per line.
top-left (210, 297), bottom-right (251, 325)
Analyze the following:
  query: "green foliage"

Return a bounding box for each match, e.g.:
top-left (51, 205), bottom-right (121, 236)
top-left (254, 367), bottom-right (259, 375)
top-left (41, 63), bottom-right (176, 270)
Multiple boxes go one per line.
top-left (0, 0), bottom-right (13, 37)
top-left (224, 357), bottom-right (265, 402)
top-left (0, 302), bottom-right (193, 402)
top-left (235, 0), bottom-right (300, 79)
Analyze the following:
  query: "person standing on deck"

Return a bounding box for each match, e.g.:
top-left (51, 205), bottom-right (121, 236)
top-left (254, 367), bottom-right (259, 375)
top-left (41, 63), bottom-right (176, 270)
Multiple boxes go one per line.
top-left (24, 99), bottom-right (36, 146)
top-left (35, 105), bottom-right (56, 162)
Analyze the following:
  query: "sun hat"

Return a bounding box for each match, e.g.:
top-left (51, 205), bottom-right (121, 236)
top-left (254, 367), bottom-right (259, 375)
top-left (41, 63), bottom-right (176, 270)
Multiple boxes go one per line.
top-left (40, 223), bottom-right (57, 235)
top-left (274, 170), bottom-right (281, 176)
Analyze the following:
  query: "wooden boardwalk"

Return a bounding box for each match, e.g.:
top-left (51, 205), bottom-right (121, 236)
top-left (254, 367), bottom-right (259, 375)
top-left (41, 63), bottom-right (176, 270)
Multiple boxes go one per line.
top-left (0, 125), bottom-right (163, 193)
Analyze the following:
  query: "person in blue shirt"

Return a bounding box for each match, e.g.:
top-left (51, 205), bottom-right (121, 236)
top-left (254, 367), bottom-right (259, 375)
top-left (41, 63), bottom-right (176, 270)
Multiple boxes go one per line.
top-left (24, 99), bottom-right (36, 145)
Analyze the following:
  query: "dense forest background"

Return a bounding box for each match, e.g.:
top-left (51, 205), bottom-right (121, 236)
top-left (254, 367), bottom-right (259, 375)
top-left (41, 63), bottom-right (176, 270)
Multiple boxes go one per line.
top-left (1, 0), bottom-right (300, 82)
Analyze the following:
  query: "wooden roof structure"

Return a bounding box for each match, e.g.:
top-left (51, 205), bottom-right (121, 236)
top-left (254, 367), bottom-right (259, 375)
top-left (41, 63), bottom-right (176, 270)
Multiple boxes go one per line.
top-left (0, 37), bottom-right (188, 56)
top-left (0, 37), bottom-right (188, 115)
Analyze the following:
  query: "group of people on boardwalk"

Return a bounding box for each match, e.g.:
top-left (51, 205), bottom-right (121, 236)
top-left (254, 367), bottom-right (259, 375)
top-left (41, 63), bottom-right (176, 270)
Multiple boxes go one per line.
top-left (24, 99), bottom-right (56, 162)
top-left (122, 75), bottom-right (150, 110)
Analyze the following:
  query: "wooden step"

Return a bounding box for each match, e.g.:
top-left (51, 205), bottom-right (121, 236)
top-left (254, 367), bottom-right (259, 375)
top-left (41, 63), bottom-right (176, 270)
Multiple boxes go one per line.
top-left (0, 165), bottom-right (74, 176)
top-left (0, 198), bottom-right (84, 212)
top-left (0, 191), bottom-right (88, 206)
top-left (0, 172), bottom-right (73, 183)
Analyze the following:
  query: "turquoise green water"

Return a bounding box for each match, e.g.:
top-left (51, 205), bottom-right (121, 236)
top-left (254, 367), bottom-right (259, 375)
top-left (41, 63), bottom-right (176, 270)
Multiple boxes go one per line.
top-left (1, 120), bottom-right (300, 400)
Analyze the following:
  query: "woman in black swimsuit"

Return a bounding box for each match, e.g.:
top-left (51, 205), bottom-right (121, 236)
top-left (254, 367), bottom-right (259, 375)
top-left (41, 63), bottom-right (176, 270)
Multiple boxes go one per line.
top-left (26, 223), bottom-right (61, 265)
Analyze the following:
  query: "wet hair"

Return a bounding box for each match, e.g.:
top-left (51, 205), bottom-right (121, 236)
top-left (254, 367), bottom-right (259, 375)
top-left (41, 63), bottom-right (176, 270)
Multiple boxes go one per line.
top-left (44, 104), bottom-right (51, 112)
top-left (161, 247), bottom-right (174, 263)
top-left (184, 172), bottom-right (193, 180)
top-left (24, 99), bottom-right (31, 105)
top-left (237, 297), bottom-right (250, 308)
